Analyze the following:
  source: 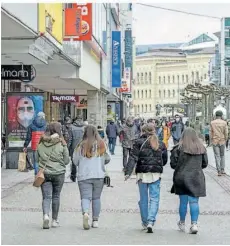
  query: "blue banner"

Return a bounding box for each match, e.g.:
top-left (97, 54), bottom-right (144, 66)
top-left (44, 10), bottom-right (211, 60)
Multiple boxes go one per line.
top-left (125, 29), bottom-right (132, 68)
top-left (112, 31), bottom-right (121, 88)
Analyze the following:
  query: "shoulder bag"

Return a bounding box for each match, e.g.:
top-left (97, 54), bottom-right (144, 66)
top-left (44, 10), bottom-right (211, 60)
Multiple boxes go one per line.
top-left (33, 147), bottom-right (54, 188)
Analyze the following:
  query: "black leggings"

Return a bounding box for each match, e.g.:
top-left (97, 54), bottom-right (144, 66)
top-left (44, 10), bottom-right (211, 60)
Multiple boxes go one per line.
top-left (226, 139), bottom-right (229, 148)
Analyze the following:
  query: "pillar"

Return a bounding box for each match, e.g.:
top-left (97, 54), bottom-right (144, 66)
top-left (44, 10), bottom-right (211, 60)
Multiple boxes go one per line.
top-left (87, 90), bottom-right (107, 128)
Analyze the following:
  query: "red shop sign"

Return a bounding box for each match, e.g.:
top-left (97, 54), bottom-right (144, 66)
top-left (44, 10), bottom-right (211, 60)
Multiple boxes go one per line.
top-left (50, 95), bottom-right (79, 103)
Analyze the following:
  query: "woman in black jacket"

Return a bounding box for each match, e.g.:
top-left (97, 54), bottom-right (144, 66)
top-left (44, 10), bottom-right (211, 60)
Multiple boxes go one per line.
top-left (125, 123), bottom-right (168, 233)
top-left (170, 127), bottom-right (208, 234)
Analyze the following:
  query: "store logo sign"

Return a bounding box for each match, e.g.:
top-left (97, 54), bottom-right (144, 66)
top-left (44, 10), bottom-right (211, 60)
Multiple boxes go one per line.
top-left (1, 65), bottom-right (33, 81)
top-left (51, 95), bottom-right (79, 102)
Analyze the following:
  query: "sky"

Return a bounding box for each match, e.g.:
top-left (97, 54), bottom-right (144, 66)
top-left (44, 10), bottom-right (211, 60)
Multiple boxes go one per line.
top-left (133, 3), bottom-right (230, 45)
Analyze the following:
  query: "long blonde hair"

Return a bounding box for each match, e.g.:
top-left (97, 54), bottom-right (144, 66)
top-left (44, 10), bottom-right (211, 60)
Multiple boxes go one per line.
top-left (142, 123), bottom-right (159, 150)
top-left (79, 125), bottom-right (105, 158)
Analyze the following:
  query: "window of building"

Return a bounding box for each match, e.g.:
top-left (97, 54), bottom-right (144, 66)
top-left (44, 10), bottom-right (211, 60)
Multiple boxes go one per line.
top-left (163, 90), bottom-right (166, 98)
top-left (204, 73), bottom-right (207, 79)
top-left (145, 104), bottom-right (147, 112)
top-left (141, 90), bottom-right (143, 98)
top-left (149, 72), bottom-right (152, 84)
top-left (173, 75), bottom-right (175, 83)
top-left (177, 75), bottom-right (180, 84)
top-left (159, 90), bottom-right (161, 98)
top-left (137, 90), bottom-right (139, 98)
top-left (145, 90), bottom-right (147, 98)
top-left (182, 75), bottom-right (184, 83)
top-left (163, 76), bottom-right (166, 84)
top-left (168, 76), bottom-right (170, 84)
top-left (133, 90), bottom-right (136, 99)
top-left (137, 73), bottom-right (139, 84)
top-left (145, 72), bottom-right (148, 84)
top-left (192, 71), bottom-right (194, 84)
top-left (141, 73), bottom-right (144, 83)
top-left (173, 90), bottom-right (175, 97)
top-left (149, 90), bottom-right (151, 98)
top-left (141, 104), bottom-right (144, 112)
top-left (196, 71), bottom-right (199, 82)
top-left (186, 75), bottom-right (188, 83)
top-left (137, 105), bottom-right (140, 112)
top-left (149, 104), bottom-right (152, 112)
top-left (168, 90), bottom-right (171, 98)
top-left (159, 76), bottom-right (161, 84)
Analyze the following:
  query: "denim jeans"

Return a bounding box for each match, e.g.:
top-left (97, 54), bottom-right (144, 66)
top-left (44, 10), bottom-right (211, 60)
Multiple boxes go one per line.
top-left (123, 147), bottom-right (131, 169)
top-left (138, 179), bottom-right (161, 226)
top-left (213, 144), bottom-right (225, 173)
top-left (108, 137), bottom-right (116, 154)
top-left (41, 173), bottom-right (65, 220)
top-left (32, 150), bottom-right (39, 175)
top-left (179, 195), bottom-right (199, 223)
top-left (78, 178), bottom-right (104, 220)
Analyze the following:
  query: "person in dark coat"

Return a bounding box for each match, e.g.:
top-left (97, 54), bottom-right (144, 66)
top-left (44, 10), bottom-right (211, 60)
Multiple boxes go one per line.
top-left (125, 123), bottom-right (168, 233)
top-left (170, 127), bottom-right (208, 234)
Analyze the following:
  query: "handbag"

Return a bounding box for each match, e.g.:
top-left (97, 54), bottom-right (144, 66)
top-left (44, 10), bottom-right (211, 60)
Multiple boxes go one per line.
top-left (104, 143), bottom-right (111, 165)
top-left (33, 148), bottom-right (54, 188)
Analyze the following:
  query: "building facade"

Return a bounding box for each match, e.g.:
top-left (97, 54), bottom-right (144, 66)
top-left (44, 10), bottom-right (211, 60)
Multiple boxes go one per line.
top-left (133, 33), bottom-right (217, 118)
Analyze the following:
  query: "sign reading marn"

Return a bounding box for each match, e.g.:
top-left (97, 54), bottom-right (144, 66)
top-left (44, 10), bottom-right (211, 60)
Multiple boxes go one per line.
top-left (1, 65), bottom-right (32, 81)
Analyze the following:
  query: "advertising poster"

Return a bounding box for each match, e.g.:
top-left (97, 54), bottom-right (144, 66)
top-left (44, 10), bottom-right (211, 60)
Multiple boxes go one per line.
top-left (76, 96), bottom-right (87, 109)
top-left (107, 102), bottom-right (120, 122)
top-left (120, 67), bottom-right (131, 93)
top-left (64, 3), bottom-right (92, 41)
top-left (111, 31), bottom-right (121, 88)
top-left (124, 29), bottom-right (133, 68)
top-left (6, 92), bottom-right (44, 148)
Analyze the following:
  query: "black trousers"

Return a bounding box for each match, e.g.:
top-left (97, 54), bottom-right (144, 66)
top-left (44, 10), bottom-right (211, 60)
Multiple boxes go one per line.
top-left (123, 147), bottom-right (131, 169)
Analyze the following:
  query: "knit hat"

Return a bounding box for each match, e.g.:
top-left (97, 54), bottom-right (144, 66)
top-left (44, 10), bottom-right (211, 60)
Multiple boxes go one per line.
top-left (215, 110), bottom-right (223, 117)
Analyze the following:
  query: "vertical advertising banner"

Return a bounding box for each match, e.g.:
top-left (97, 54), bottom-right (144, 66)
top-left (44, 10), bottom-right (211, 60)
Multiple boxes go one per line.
top-left (6, 92), bottom-right (44, 148)
top-left (112, 31), bottom-right (121, 88)
top-left (124, 29), bottom-right (133, 68)
top-left (119, 67), bottom-right (131, 93)
top-left (64, 3), bottom-right (92, 41)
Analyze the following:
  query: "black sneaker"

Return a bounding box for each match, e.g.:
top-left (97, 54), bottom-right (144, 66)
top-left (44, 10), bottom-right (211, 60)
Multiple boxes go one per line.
top-left (70, 175), bottom-right (76, 182)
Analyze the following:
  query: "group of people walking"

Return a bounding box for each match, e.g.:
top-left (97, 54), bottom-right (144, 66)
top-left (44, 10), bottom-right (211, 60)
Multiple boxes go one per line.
top-left (23, 109), bottom-right (228, 234)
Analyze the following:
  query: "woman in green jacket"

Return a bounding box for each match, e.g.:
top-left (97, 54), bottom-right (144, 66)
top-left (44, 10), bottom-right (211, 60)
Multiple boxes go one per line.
top-left (37, 122), bottom-right (69, 229)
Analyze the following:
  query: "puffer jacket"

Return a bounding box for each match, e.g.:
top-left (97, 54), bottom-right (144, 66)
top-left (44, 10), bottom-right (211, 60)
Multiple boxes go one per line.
top-left (68, 120), bottom-right (85, 157)
top-left (37, 133), bottom-right (69, 175)
top-left (125, 134), bottom-right (168, 176)
top-left (24, 116), bottom-right (47, 150)
top-left (170, 145), bottom-right (208, 197)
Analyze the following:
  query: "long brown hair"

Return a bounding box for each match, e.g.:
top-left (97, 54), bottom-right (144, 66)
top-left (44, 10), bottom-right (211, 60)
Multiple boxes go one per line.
top-left (80, 125), bottom-right (105, 157)
top-left (179, 127), bottom-right (206, 155)
top-left (142, 123), bottom-right (159, 150)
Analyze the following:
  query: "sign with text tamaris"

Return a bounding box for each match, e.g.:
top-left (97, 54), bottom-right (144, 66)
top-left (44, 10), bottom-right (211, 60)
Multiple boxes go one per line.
top-left (64, 3), bottom-right (92, 41)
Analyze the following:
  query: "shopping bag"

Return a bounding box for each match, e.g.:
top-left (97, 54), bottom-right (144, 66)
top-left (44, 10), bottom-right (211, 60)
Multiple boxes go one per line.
top-left (18, 152), bottom-right (27, 172)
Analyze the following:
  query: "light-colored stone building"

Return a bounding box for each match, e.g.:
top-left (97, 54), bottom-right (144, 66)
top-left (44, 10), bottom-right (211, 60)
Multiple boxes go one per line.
top-left (133, 33), bottom-right (218, 118)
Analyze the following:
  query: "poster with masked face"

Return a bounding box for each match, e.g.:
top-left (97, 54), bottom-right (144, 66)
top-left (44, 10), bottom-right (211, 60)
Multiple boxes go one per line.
top-left (6, 92), bottom-right (44, 148)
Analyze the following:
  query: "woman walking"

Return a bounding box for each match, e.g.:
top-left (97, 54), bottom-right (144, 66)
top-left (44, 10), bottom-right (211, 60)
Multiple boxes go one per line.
top-left (37, 122), bottom-right (69, 229)
top-left (125, 123), bottom-right (168, 233)
top-left (170, 127), bottom-right (208, 234)
top-left (162, 121), bottom-right (171, 149)
top-left (73, 125), bottom-right (107, 230)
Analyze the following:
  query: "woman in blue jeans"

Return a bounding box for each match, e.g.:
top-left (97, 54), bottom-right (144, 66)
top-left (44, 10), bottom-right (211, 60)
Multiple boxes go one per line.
top-left (125, 123), bottom-right (168, 233)
top-left (170, 127), bottom-right (208, 234)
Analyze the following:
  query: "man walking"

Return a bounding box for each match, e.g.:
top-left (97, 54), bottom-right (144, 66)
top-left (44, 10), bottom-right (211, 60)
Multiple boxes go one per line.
top-left (23, 112), bottom-right (47, 175)
top-left (106, 120), bottom-right (119, 155)
top-left (191, 117), bottom-right (203, 139)
top-left (120, 117), bottom-right (136, 171)
top-left (210, 111), bottom-right (228, 176)
top-left (69, 115), bottom-right (85, 182)
top-left (171, 115), bottom-right (184, 145)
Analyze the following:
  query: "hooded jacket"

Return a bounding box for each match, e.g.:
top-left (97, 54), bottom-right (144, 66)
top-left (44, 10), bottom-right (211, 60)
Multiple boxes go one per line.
top-left (170, 145), bottom-right (208, 197)
top-left (24, 116), bottom-right (47, 150)
top-left (37, 133), bottom-right (69, 175)
top-left (68, 120), bottom-right (85, 157)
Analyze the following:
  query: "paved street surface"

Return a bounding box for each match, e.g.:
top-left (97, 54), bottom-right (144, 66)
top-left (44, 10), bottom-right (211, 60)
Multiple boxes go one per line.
top-left (1, 143), bottom-right (230, 245)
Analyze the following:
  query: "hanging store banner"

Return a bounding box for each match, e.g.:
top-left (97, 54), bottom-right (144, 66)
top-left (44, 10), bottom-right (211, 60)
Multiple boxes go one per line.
top-left (119, 67), bottom-right (131, 93)
top-left (124, 29), bottom-right (133, 68)
top-left (64, 3), bottom-right (92, 41)
top-left (111, 31), bottom-right (121, 88)
top-left (6, 92), bottom-right (44, 148)
top-left (50, 95), bottom-right (79, 103)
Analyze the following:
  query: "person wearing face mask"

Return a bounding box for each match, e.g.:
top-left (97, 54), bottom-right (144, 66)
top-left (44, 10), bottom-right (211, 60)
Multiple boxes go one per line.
top-left (23, 112), bottom-right (47, 175)
top-left (171, 115), bottom-right (184, 145)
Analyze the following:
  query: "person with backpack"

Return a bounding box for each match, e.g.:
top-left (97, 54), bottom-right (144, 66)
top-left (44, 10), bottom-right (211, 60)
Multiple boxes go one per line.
top-left (124, 123), bottom-right (168, 233)
top-left (170, 127), bottom-right (208, 234)
top-left (73, 125), bottom-right (107, 230)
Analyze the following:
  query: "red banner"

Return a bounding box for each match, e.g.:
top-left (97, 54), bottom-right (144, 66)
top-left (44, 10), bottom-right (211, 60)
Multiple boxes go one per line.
top-left (64, 3), bottom-right (92, 41)
top-left (50, 95), bottom-right (79, 103)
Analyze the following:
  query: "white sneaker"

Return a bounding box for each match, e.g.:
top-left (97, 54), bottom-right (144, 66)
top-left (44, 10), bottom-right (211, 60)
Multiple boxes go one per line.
top-left (51, 220), bottom-right (60, 228)
top-left (142, 224), bottom-right (147, 230)
top-left (177, 221), bottom-right (185, 232)
top-left (92, 221), bottom-right (99, 228)
top-left (147, 223), bottom-right (153, 233)
top-left (43, 214), bottom-right (50, 229)
top-left (190, 223), bottom-right (198, 234)
top-left (83, 213), bottom-right (90, 230)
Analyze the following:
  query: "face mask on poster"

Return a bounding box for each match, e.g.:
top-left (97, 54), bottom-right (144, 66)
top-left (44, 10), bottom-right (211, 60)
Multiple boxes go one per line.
top-left (16, 97), bottom-right (35, 128)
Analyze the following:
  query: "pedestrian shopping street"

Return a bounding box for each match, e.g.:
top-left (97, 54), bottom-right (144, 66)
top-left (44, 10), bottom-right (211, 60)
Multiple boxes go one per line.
top-left (1, 144), bottom-right (230, 245)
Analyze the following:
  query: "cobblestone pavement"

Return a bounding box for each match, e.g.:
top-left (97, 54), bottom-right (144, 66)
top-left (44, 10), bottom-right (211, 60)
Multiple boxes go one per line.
top-left (1, 144), bottom-right (230, 245)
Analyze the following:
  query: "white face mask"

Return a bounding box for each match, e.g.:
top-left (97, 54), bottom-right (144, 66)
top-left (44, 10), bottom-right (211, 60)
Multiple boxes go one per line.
top-left (175, 118), bottom-right (180, 122)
